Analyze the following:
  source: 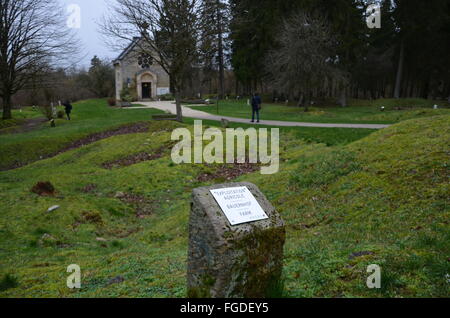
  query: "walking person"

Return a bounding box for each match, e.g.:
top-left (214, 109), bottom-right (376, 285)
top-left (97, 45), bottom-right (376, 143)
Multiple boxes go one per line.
top-left (62, 100), bottom-right (73, 120)
top-left (250, 92), bottom-right (262, 123)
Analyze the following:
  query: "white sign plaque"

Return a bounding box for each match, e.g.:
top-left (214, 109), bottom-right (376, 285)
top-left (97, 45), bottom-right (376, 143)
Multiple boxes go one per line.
top-left (157, 87), bottom-right (170, 96)
top-left (210, 186), bottom-right (269, 226)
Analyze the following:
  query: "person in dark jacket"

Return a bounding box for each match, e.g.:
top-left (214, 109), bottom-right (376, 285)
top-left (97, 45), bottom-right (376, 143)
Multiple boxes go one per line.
top-left (62, 100), bottom-right (73, 120)
top-left (250, 93), bottom-right (262, 123)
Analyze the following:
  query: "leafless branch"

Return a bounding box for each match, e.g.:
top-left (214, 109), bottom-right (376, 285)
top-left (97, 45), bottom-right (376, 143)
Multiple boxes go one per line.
top-left (0, 0), bottom-right (81, 119)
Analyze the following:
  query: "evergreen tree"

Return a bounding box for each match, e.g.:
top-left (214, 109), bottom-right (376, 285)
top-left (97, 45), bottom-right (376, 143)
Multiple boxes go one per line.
top-left (79, 56), bottom-right (115, 98)
top-left (230, 0), bottom-right (289, 93)
top-left (199, 0), bottom-right (229, 97)
top-left (392, 0), bottom-right (450, 99)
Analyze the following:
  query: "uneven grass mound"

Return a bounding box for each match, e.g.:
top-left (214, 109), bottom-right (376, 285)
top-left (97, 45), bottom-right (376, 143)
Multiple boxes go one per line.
top-left (0, 113), bottom-right (448, 297)
top-left (251, 115), bottom-right (450, 297)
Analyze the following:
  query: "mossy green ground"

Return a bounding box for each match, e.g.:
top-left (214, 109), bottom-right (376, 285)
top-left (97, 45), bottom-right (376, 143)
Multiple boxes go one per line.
top-left (0, 100), bottom-right (164, 170)
top-left (189, 98), bottom-right (450, 124)
top-left (0, 107), bottom-right (43, 131)
top-left (0, 99), bottom-right (448, 297)
top-left (0, 100), bottom-right (375, 171)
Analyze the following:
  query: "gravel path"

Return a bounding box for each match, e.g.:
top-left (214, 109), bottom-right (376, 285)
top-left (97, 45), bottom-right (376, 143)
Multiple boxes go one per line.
top-left (126, 101), bottom-right (390, 129)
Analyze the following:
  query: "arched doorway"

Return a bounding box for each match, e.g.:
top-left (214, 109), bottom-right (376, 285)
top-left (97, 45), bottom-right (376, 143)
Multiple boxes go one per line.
top-left (137, 71), bottom-right (158, 100)
top-left (142, 82), bottom-right (151, 99)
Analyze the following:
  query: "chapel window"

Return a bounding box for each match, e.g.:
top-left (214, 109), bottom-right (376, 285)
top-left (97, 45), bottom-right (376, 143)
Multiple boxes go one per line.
top-left (138, 53), bottom-right (153, 69)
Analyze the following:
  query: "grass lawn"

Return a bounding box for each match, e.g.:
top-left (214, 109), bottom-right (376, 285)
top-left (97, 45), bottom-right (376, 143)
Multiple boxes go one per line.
top-left (0, 100), bottom-right (165, 171)
top-left (0, 99), bottom-right (376, 171)
top-left (0, 107), bottom-right (45, 130)
top-left (188, 98), bottom-right (450, 124)
top-left (184, 117), bottom-right (375, 146)
top-left (0, 98), bottom-right (448, 297)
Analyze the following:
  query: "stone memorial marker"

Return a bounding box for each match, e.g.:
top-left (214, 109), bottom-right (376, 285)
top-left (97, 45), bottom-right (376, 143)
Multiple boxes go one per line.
top-left (187, 182), bottom-right (285, 298)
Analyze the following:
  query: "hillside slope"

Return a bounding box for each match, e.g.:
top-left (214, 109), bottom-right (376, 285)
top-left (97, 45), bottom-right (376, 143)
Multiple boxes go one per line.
top-left (247, 114), bottom-right (449, 297)
top-left (0, 115), bottom-right (448, 297)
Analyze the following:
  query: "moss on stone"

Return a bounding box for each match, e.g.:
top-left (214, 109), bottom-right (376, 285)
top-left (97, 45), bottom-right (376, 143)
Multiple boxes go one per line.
top-left (187, 274), bottom-right (215, 298)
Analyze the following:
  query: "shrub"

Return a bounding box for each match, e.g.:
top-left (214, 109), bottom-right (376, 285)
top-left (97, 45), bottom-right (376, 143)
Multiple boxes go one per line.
top-left (0, 274), bottom-right (18, 291)
top-left (123, 95), bottom-right (133, 103)
top-left (120, 87), bottom-right (136, 103)
top-left (57, 110), bottom-right (65, 119)
top-left (120, 88), bottom-right (127, 98)
top-left (38, 105), bottom-right (54, 120)
top-left (127, 80), bottom-right (139, 102)
top-left (107, 98), bottom-right (116, 107)
top-left (159, 93), bottom-right (175, 101)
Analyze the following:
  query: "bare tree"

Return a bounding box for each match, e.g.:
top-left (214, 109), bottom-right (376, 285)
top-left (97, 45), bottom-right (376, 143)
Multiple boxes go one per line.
top-left (0, 0), bottom-right (80, 120)
top-left (101, 0), bottom-right (202, 122)
top-left (266, 12), bottom-right (345, 111)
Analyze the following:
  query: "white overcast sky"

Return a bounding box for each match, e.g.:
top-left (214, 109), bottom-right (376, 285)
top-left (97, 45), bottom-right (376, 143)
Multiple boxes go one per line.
top-left (60, 0), bottom-right (118, 67)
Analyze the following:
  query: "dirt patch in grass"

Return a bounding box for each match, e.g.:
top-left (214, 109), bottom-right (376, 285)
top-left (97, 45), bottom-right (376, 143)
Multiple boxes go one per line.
top-left (58, 122), bottom-right (151, 154)
top-left (349, 251), bottom-right (375, 260)
top-left (1, 122), bottom-right (151, 171)
top-left (115, 192), bottom-right (158, 218)
top-left (80, 183), bottom-right (98, 193)
top-left (106, 276), bottom-right (125, 286)
top-left (197, 160), bottom-right (260, 182)
top-left (81, 211), bottom-right (103, 224)
top-left (103, 152), bottom-right (163, 170)
top-left (31, 181), bottom-right (56, 196)
top-left (72, 211), bottom-right (104, 229)
top-left (102, 141), bottom-right (176, 169)
top-left (0, 117), bottom-right (46, 134)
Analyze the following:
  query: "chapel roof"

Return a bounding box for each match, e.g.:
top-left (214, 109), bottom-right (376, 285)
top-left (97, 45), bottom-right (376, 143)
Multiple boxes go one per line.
top-left (113, 37), bottom-right (142, 64)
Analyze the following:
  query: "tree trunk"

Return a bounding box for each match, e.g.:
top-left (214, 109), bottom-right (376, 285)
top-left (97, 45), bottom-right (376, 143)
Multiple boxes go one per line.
top-left (296, 94), bottom-right (304, 108)
top-left (426, 75), bottom-right (435, 100)
top-left (394, 41), bottom-right (405, 99)
top-left (304, 93), bottom-right (311, 112)
top-left (339, 87), bottom-right (347, 107)
top-left (216, 0), bottom-right (225, 100)
top-left (2, 94), bottom-right (12, 120)
top-left (174, 89), bottom-right (183, 122)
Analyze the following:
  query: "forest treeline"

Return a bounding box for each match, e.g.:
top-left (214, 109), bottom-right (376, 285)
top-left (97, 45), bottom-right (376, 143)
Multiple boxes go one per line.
top-left (10, 56), bottom-right (115, 108)
top-left (3, 0), bottom-right (450, 113)
top-left (228, 0), bottom-right (450, 104)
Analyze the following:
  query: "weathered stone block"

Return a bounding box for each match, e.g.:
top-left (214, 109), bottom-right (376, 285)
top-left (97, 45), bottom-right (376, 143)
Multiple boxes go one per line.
top-left (187, 182), bottom-right (285, 298)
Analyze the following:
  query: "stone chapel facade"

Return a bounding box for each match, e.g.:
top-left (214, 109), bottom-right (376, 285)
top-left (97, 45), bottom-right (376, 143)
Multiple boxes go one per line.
top-left (113, 37), bottom-right (171, 101)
